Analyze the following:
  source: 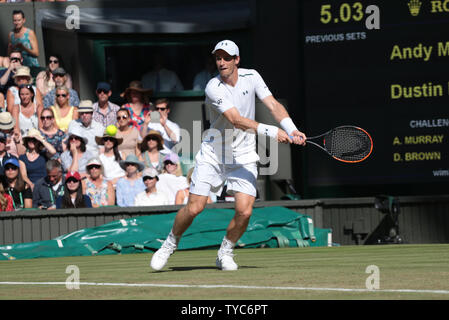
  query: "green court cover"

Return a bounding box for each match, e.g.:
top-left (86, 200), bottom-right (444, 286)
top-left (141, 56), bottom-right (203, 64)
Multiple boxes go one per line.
top-left (0, 207), bottom-right (332, 260)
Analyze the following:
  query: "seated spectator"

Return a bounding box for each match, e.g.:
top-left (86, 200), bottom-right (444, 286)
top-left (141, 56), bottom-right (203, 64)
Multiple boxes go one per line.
top-left (115, 107), bottom-right (141, 159)
top-left (95, 129), bottom-right (125, 186)
top-left (56, 171), bottom-right (92, 209)
top-left (32, 159), bottom-right (65, 210)
top-left (0, 112), bottom-right (25, 157)
top-left (0, 49), bottom-right (23, 111)
top-left (68, 100), bottom-right (104, 156)
top-left (43, 68), bottom-right (80, 108)
top-left (19, 128), bottom-right (56, 189)
top-left (156, 153), bottom-right (189, 205)
top-left (36, 54), bottom-right (72, 96)
top-left (115, 154), bottom-right (145, 207)
top-left (0, 131), bottom-right (18, 176)
top-left (39, 107), bottom-right (66, 160)
top-left (141, 52), bottom-right (184, 92)
top-left (141, 98), bottom-right (180, 151)
top-left (12, 84), bottom-right (42, 137)
top-left (120, 81), bottom-right (152, 131)
top-left (92, 82), bottom-right (120, 128)
top-left (50, 85), bottom-right (79, 132)
top-left (83, 157), bottom-right (115, 208)
top-left (7, 10), bottom-right (39, 68)
top-left (6, 66), bottom-right (42, 113)
top-left (134, 167), bottom-right (170, 206)
top-left (138, 130), bottom-right (166, 173)
top-left (2, 157), bottom-right (32, 210)
top-left (60, 126), bottom-right (96, 177)
top-left (0, 182), bottom-right (14, 212)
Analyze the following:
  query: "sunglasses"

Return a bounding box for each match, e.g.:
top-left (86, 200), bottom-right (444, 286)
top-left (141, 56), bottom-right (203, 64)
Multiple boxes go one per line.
top-left (56, 94), bottom-right (67, 98)
top-left (96, 89), bottom-right (109, 94)
top-left (66, 178), bottom-right (80, 184)
top-left (155, 107), bottom-right (168, 111)
top-left (87, 165), bottom-right (101, 170)
top-left (10, 57), bottom-right (20, 62)
top-left (4, 165), bottom-right (18, 171)
top-left (164, 161), bottom-right (176, 166)
top-left (117, 115), bottom-right (128, 120)
top-left (69, 136), bottom-right (80, 141)
top-left (53, 74), bottom-right (65, 78)
top-left (49, 59), bottom-right (59, 64)
top-left (103, 137), bottom-right (115, 142)
top-left (40, 115), bottom-right (53, 120)
top-left (215, 55), bottom-right (235, 62)
top-left (143, 176), bottom-right (156, 181)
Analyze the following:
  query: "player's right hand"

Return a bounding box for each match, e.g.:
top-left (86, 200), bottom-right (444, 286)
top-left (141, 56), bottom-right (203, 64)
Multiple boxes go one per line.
top-left (277, 129), bottom-right (292, 144)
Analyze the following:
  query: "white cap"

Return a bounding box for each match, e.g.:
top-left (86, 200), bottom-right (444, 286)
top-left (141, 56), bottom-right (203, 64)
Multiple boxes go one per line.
top-left (211, 40), bottom-right (239, 56)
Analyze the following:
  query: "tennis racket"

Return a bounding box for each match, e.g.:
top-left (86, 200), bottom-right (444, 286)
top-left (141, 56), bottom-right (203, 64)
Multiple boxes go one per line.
top-left (296, 125), bottom-right (373, 163)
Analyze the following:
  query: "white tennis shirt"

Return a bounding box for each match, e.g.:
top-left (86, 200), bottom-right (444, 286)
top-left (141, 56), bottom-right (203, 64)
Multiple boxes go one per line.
top-left (203, 68), bottom-right (272, 163)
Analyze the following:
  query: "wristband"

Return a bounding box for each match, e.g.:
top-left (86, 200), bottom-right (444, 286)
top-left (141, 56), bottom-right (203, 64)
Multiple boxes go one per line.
top-left (280, 117), bottom-right (298, 135)
top-left (257, 123), bottom-right (279, 139)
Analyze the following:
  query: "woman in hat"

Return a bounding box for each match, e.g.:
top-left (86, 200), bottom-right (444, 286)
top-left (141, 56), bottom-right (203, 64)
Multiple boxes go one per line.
top-left (115, 154), bottom-right (145, 207)
top-left (36, 54), bottom-right (72, 96)
top-left (96, 129), bottom-right (125, 186)
top-left (1, 157), bottom-right (32, 210)
top-left (39, 107), bottom-right (67, 160)
top-left (156, 153), bottom-right (188, 205)
top-left (60, 128), bottom-right (96, 177)
top-left (83, 157), bottom-right (115, 208)
top-left (12, 84), bottom-right (42, 137)
top-left (56, 171), bottom-right (92, 209)
top-left (138, 130), bottom-right (166, 173)
top-left (120, 81), bottom-right (153, 131)
top-left (50, 85), bottom-right (78, 132)
top-left (115, 107), bottom-right (141, 159)
top-left (0, 111), bottom-right (25, 157)
top-left (19, 128), bottom-right (56, 189)
top-left (134, 167), bottom-right (170, 207)
top-left (6, 66), bottom-right (42, 113)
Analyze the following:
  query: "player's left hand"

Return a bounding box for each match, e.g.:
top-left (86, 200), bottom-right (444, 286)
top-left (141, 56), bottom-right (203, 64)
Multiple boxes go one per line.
top-left (290, 130), bottom-right (306, 146)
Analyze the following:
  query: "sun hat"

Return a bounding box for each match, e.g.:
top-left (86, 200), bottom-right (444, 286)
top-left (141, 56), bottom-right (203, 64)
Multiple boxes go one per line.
top-left (211, 40), bottom-right (239, 56)
top-left (139, 130), bottom-right (164, 152)
top-left (120, 80), bottom-right (153, 102)
top-left (95, 128), bottom-right (123, 146)
top-left (22, 128), bottom-right (44, 146)
top-left (119, 154), bottom-right (145, 172)
top-left (142, 167), bottom-right (159, 181)
top-left (0, 112), bottom-right (16, 130)
top-left (163, 153), bottom-right (180, 164)
top-left (67, 126), bottom-right (88, 144)
top-left (65, 171), bottom-right (82, 181)
top-left (13, 66), bottom-right (33, 81)
top-left (77, 100), bottom-right (94, 113)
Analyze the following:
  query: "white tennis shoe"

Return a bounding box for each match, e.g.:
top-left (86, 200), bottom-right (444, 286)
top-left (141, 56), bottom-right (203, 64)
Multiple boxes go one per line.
top-left (150, 241), bottom-right (176, 271)
top-left (216, 249), bottom-right (238, 271)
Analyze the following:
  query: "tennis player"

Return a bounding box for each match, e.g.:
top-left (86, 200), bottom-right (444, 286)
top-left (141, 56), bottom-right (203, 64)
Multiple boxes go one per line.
top-left (151, 40), bottom-right (306, 271)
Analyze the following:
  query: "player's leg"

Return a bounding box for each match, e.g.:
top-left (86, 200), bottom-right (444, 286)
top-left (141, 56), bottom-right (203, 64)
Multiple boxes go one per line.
top-left (216, 163), bottom-right (257, 271)
top-left (150, 193), bottom-right (209, 271)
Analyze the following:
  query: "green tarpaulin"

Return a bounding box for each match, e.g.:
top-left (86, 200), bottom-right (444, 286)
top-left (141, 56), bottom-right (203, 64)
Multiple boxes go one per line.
top-left (0, 207), bottom-right (332, 260)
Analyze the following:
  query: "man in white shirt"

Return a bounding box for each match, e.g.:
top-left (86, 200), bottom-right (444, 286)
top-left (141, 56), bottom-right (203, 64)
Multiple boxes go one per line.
top-left (134, 167), bottom-right (170, 206)
top-left (151, 40), bottom-right (307, 272)
top-left (67, 100), bottom-right (105, 156)
top-left (141, 98), bottom-right (180, 151)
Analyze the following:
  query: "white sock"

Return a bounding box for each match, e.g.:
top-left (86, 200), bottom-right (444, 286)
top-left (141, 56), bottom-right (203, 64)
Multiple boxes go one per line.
top-left (220, 236), bottom-right (235, 252)
top-left (166, 230), bottom-right (180, 247)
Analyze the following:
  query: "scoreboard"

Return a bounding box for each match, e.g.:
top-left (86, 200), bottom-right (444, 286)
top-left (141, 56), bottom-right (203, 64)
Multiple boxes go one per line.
top-left (302, 0), bottom-right (449, 190)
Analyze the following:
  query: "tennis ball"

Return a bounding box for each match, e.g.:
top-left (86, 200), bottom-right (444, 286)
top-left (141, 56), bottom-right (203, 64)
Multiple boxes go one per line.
top-left (106, 125), bottom-right (117, 136)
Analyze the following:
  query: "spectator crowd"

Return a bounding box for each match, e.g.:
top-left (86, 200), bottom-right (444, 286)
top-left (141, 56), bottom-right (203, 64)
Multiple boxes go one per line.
top-left (0, 8), bottom-right (218, 212)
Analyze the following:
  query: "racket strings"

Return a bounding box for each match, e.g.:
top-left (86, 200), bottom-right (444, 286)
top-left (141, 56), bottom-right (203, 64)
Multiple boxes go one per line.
top-left (325, 128), bottom-right (372, 162)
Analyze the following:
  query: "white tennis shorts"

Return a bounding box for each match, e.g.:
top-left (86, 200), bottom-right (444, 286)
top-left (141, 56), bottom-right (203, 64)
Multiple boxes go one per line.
top-left (189, 145), bottom-right (258, 197)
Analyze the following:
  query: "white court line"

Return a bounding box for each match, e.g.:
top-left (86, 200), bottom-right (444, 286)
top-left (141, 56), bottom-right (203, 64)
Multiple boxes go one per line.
top-left (1, 282), bottom-right (449, 295)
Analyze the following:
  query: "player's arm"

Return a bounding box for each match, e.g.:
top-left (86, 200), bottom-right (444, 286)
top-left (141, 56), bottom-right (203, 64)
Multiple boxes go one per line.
top-left (261, 95), bottom-right (306, 146)
top-left (222, 107), bottom-right (291, 144)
